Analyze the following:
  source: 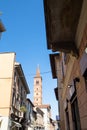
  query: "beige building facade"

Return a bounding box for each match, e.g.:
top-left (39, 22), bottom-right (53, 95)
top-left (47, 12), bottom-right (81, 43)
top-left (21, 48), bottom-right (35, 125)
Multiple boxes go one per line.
top-left (0, 52), bottom-right (30, 130)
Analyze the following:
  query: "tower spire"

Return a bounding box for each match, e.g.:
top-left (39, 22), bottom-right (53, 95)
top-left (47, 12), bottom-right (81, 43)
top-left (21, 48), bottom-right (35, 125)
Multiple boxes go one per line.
top-left (34, 65), bottom-right (42, 106)
top-left (36, 64), bottom-right (40, 77)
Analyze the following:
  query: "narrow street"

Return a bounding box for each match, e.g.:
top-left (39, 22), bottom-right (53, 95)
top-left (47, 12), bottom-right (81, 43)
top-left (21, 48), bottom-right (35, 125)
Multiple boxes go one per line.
top-left (0, 0), bottom-right (87, 130)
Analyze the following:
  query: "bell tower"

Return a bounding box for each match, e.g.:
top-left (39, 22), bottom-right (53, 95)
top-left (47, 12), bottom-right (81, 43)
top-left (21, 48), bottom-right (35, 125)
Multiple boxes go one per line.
top-left (34, 66), bottom-right (42, 106)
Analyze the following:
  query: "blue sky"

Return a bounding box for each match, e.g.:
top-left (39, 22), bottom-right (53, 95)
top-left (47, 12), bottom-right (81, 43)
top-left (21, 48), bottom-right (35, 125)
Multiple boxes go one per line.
top-left (0, 0), bottom-right (58, 119)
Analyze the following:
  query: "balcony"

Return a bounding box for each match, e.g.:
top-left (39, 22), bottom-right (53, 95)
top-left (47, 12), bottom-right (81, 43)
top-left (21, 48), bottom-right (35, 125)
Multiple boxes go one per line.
top-left (44, 0), bottom-right (83, 57)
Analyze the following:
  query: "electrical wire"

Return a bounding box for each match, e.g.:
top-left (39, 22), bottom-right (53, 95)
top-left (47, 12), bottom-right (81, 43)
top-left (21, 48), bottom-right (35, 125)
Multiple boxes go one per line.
top-left (0, 70), bottom-right (52, 79)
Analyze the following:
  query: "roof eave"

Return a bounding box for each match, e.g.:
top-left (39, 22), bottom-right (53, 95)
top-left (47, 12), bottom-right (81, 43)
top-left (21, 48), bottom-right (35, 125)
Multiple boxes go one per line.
top-left (44, 0), bottom-right (83, 57)
top-left (15, 63), bottom-right (30, 94)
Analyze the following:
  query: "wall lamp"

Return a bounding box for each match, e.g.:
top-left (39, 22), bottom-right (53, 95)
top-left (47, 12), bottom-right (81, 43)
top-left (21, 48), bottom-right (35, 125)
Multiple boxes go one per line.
top-left (67, 85), bottom-right (72, 88)
top-left (67, 77), bottom-right (80, 88)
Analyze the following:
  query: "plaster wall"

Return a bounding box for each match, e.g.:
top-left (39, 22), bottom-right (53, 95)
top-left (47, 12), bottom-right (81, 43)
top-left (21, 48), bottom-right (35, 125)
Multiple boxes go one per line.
top-left (0, 53), bottom-right (15, 116)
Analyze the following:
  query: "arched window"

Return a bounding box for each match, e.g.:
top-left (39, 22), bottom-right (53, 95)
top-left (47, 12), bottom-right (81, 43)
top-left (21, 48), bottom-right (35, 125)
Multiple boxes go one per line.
top-left (36, 80), bottom-right (39, 84)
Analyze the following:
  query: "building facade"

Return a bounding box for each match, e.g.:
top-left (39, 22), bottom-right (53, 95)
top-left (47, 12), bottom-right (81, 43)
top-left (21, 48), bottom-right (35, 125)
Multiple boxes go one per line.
top-left (26, 98), bottom-right (37, 130)
top-left (34, 107), bottom-right (44, 130)
top-left (0, 52), bottom-right (30, 130)
top-left (33, 67), bottom-right (55, 130)
top-left (38, 105), bottom-right (52, 130)
top-left (50, 53), bottom-right (65, 130)
top-left (44, 0), bottom-right (87, 130)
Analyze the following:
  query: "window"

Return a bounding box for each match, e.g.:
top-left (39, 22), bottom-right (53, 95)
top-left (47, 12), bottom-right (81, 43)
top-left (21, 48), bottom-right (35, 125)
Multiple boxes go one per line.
top-left (14, 72), bottom-right (16, 86)
top-left (65, 108), bottom-right (70, 130)
top-left (14, 72), bottom-right (16, 82)
top-left (17, 94), bottom-right (19, 101)
top-left (36, 80), bottom-right (39, 85)
top-left (83, 68), bottom-right (87, 91)
top-left (17, 78), bottom-right (20, 86)
top-left (70, 79), bottom-right (81, 130)
top-left (12, 88), bottom-right (16, 106)
top-left (71, 98), bottom-right (81, 130)
top-left (36, 98), bottom-right (38, 101)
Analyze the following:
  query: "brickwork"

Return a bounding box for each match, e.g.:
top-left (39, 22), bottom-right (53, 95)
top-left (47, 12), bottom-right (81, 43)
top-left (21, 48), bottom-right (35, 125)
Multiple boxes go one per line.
top-left (77, 24), bottom-right (87, 130)
top-left (68, 24), bottom-right (87, 130)
top-left (62, 23), bottom-right (87, 130)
